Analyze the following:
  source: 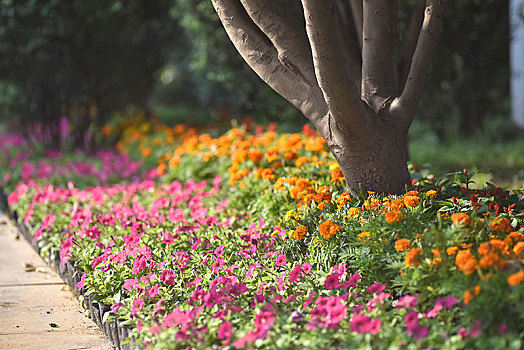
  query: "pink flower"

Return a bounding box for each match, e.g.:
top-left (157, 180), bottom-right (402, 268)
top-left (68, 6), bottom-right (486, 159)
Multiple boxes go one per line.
top-left (458, 327), bottom-right (469, 339)
top-left (112, 302), bottom-right (124, 313)
top-left (405, 311), bottom-right (428, 339)
top-left (148, 284), bottom-right (161, 298)
top-left (153, 298), bottom-right (165, 316)
top-left (76, 273), bottom-right (87, 291)
top-left (426, 296), bottom-right (457, 318)
top-left (217, 321), bottom-right (233, 344)
top-left (367, 292), bottom-right (391, 311)
top-left (396, 295), bottom-right (418, 310)
top-left (341, 273), bottom-right (361, 288)
top-left (367, 282), bottom-right (386, 294)
top-left (350, 313), bottom-right (381, 334)
top-left (289, 264), bottom-right (303, 283)
top-left (324, 272), bottom-right (341, 289)
top-left (302, 262), bottom-right (312, 274)
top-left (275, 254), bottom-right (287, 267)
top-left (233, 330), bottom-right (258, 348)
top-left (204, 286), bottom-right (222, 308)
top-left (211, 258), bottom-right (225, 274)
top-left (160, 270), bottom-right (177, 285)
top-left (122, 278), bottom-right (140, 290)
top-left (203, 215), bottom-right (218, 226)
top-left (131, 297), bottom-right (144, 317)
top-left (60, 235), bottom-right (74, 264)
top-left (245, 263), bottom-right (262, 279)
top-left (277, 272), bottom-right (286, 291)
top-left (254, 311), bottom-right (275, 331)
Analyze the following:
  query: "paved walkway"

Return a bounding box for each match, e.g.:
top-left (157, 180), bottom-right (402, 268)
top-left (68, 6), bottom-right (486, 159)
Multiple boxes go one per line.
top-left (0, 212), bottom-right (113, 350)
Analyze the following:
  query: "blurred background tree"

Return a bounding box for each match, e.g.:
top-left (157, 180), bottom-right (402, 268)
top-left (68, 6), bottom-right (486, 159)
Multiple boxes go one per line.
top-left (0, 0), bottom-right (178, 147)
top-left (0, 0), bottom-right (520, 146)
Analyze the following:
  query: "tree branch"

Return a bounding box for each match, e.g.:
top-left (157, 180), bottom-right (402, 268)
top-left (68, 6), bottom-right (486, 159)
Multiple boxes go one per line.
top-left (390, 0), bottom-right (448, 129)
top-left (361, 0), bottom-right (399, 113)
top-left (301, 0), bottom-right (364, 129)
top-left (239, 0), bottom-right (316, 85)
top-left (348, 0), bottom-right (363, 50)
top-left (397, 0), bottom-right (426, 93)
top-left (211, 0), bottom-right (318, 118)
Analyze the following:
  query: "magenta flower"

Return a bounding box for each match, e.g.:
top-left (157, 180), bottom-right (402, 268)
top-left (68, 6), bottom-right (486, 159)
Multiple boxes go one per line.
top-left (130, 297), bottom-right (144, 317)
top-left (405, 311), bottom-right (428, 339)
top-left (350, 312), bottom-right (381, 334)
top-left (254, 311), bottom-right (275, 331)
top-left (203, 286), bottom-right (223, 308)
top-left (302, 262), bottom-right (312, 274)
top-left (111, 302), bottom-right (124, 313)
top-left (324, 272), bottom-right (341, 289)
top-left (367, 282), bottom-right (386, 294)
top-left (275, 254), bottom-right (287, 267)
top-left (160, 270), bottom-right (177, 285)
top-left (148, 284), bottom-right (161, 298)
top-left (217, 321), bottom-right (233, 344)
top-left (426, 296), bottom-right (458, 318)
top-left (341, 273), bottom-right (361, 288)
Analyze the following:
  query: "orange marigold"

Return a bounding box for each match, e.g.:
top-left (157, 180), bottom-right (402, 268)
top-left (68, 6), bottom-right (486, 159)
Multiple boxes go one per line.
top-left (405, 248), bottom-right (423, 268)
top-left (330, 168), bottom-right (345, 183)
top-left (319, 220), bottom-right (341, 239)
top-left (508, 271), bottom-right (524, 286)
top-left (463, 291), bottom-right (473, 304)
top-left (248, 148), bottom-right (263, 162)
top-left (403, 195), bottom-right (420, 207)
top-left (295, 156), bottom-right (308, 168)
top-left (455, 250), bottom-right (477, 275)
top-left (347, 207), bottom-right (361, 217)
top-left (358, 231), bottom-right (371, 240)
top-left (513, 241), bottom-right (524, 256)
top-left (293, 225), bottom-right (308, 240)
top-left (260, 168), bottom-right (276, 181)
top-left (479, 252), bottom-right (499, 269)
top-left (425, 190), bottom-right (438, 197)
top-left (395, 238), bottom-right (411, 252)
top-left (385, 209), bottom-right (404, 224)
top-left (451, 213), bottom-right (471, 226)
top-left (490, 217), bottom-right (512, 233)
top-left (431, 249), bottom-right (442, 264)
top-left (508, 231), bottom-right (524, 243)
top-left (336, 192), bottom-right (351, 208)
top-left (446, 246), bottom-right (459, 255)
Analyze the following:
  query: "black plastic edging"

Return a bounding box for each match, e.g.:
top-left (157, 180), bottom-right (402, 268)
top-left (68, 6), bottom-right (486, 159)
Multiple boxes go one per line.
top-left (0, 186), bottom-right (137, 350)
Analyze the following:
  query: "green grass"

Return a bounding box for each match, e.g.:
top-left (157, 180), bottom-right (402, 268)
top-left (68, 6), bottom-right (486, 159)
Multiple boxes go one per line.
top-left (410, 138), bottom-right (524, 188)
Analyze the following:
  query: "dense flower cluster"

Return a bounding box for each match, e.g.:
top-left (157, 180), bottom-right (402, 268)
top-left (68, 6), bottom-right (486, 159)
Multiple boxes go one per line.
top-left (3, 119), bottom-right (524, 349)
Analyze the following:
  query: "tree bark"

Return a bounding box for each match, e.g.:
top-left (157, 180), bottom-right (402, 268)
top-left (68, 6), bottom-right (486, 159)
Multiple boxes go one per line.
top-left (212, 0), bottom-right (448, 195)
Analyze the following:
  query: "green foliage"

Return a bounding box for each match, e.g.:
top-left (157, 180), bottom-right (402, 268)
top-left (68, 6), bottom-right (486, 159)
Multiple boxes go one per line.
top-left (0, 0), bottom-right (178, 146)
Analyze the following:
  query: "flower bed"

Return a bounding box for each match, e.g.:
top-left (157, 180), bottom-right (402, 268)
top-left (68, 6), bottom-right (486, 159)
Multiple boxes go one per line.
top-left (2, 122), bottom-right (524, 349)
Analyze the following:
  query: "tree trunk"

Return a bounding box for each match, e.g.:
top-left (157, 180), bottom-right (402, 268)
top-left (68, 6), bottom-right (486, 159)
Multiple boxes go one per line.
top-left (212, 0), bottom-right (447, 194)
top-left (311, 107), bottom-right (411, 195)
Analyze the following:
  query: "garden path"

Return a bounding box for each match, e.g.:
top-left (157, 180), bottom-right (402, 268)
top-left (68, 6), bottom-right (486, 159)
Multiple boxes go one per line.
top-left (0, 212), bottom-right (113, 350)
